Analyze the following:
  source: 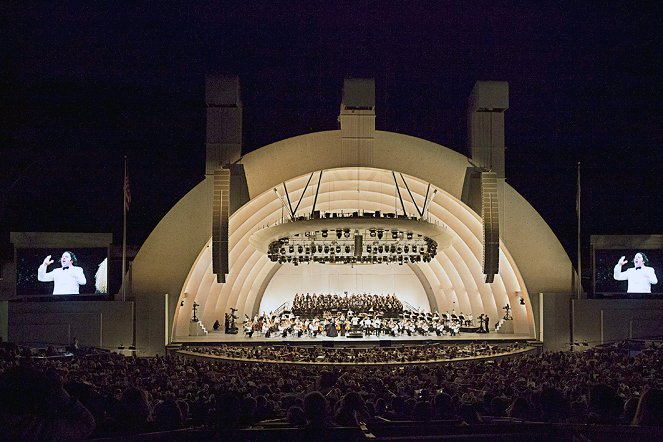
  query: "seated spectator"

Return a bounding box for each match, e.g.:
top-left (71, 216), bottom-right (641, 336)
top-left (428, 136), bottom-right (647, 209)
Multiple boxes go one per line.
top-left (433, 392), bottom-right (460, 421)
top-left (303, 391), bottom-right (333, 428)
top-left (287, 405), bottom-right (307, 427)
top-left (383, 396), bottom-right (408, 420)
top-left (334, 391), bottom-right (370, 426)
top-left (109, 386), bottom-right (153, 434)
top-left (0, 365), bottom-right (95, 441)
top-left (506, 396), bottom-right (532, 421)
top-left (537, 387), bottom-right (570, 423)
top-left (154, 398), bottom-right (184, 431)
top-left (587, 383), bottom-right (623, 424)
top-left (412, 400), bottom-right (433, 421)
top-left (215, 390), bottom-right (245, 430)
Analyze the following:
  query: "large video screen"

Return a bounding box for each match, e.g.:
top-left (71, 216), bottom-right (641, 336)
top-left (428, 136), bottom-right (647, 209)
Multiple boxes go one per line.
top-left (594, 249), bottom-right (662, 295)
top-left (16, 248), bottom-right (108, 296)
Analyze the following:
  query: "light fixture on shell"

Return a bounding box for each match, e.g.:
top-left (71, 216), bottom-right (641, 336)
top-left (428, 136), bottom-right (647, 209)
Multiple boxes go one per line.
top-left (251, 211), bottom-right (452, 265)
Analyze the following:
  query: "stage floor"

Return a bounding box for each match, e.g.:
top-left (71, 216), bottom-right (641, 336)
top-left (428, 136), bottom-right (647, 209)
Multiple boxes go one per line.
top-left (174, 330), bottom-right (535, 346)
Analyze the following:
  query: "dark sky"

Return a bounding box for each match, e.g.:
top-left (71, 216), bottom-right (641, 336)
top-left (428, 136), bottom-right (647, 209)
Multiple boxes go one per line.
top-left (2, 1), bottom-right (662, 274)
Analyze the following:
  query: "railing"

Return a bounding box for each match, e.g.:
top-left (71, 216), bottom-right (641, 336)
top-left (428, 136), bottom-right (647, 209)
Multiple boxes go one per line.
top-left (401, 300), bottom-right (418, 312)
top-left (272, 301), bottom-right (290, 316)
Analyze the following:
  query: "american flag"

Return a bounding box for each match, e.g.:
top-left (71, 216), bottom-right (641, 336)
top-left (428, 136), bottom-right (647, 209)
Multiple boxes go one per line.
top-left (124, 161), bottom-right (131, 212)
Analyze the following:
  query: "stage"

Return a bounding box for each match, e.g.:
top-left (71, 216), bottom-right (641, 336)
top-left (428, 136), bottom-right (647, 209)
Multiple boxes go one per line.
top-left (173, 330), bottom-right (535, 347)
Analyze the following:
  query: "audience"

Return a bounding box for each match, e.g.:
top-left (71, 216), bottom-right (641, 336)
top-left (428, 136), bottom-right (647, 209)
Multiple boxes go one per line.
top-left (0, 340), bottom-right (661, 438)
top-left (185, 341), bottom-right (525, 363)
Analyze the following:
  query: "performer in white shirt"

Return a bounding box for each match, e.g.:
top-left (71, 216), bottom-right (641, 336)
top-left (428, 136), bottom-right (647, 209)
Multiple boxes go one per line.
top-left (614, 253), bottom-right (658, 293)
top-left (38, 252), bottom-right (87, 294)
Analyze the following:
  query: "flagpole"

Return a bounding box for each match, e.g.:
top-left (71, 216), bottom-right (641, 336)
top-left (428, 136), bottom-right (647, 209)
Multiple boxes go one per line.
top-left (122, 156), bottom-right (128, 302)
top-left (576, 161), bottom-right (581, 299)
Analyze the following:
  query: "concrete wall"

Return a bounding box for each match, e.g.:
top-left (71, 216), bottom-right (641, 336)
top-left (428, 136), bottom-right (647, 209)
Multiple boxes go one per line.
top-left (573, 299), bottom-right (663, 346)
top-left (539, 297), bottom-right (663, 352)
top-left (135, 293), bottom-right (167, 356)
top-left (8, 301), bottom-right (133, 348)
top-left (541, 292), bottom-right (573, 352)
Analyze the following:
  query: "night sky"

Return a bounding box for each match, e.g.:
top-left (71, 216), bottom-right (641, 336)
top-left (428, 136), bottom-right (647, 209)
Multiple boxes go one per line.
top-left (2, 2), bottom-right (662, 278)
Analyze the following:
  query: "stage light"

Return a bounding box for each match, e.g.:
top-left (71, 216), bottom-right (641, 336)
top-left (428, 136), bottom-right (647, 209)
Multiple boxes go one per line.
top-left (260, 211), bottom-right (444, 266)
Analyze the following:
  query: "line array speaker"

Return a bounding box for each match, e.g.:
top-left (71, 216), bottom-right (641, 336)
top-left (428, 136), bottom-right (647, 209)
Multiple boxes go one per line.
top-left (212, 167), bottom-right (230, 283)
top-left (481, 172), bottom-right (499, 282)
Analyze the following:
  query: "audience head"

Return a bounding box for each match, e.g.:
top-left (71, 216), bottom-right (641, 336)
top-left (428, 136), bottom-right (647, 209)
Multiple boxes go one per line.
top-left (154, 399), bottom-right (184, 431)
top-left (588, 383), bottom-right (623, 424)
top-left (303, 391), bottom-right (329, 428)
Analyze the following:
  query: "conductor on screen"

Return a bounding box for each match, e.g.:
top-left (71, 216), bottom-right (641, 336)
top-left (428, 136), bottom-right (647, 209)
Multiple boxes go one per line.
top-left (37, 251), bottom-right (87, 294)
top-left (613, 252), bottom-right (658, 293)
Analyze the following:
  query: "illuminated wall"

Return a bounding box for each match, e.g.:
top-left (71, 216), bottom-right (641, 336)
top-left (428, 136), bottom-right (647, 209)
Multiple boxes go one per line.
top-left (173, 168), bottom-right (534, 337)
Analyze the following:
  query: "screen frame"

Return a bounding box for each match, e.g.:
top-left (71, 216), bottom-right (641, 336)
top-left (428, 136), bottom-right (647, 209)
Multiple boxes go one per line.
top-left (591, 235), bottom-right (663, 298)
top-left (15, 247), bottom-right (111, 298)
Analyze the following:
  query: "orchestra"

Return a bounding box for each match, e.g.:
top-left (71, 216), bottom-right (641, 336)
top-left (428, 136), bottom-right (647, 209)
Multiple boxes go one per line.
top-left (241, 293), bottom-right (486, 339)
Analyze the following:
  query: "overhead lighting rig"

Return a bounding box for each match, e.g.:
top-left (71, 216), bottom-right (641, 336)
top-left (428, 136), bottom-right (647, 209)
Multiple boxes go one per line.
top-left (266, 222), bottom-right (438, 265)
top-left (248, 170), bottom-right (454, 266)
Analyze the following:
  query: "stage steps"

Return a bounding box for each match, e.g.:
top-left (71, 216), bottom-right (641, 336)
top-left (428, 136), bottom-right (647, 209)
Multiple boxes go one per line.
top-left (189, 320), bottom-right (209, 336)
